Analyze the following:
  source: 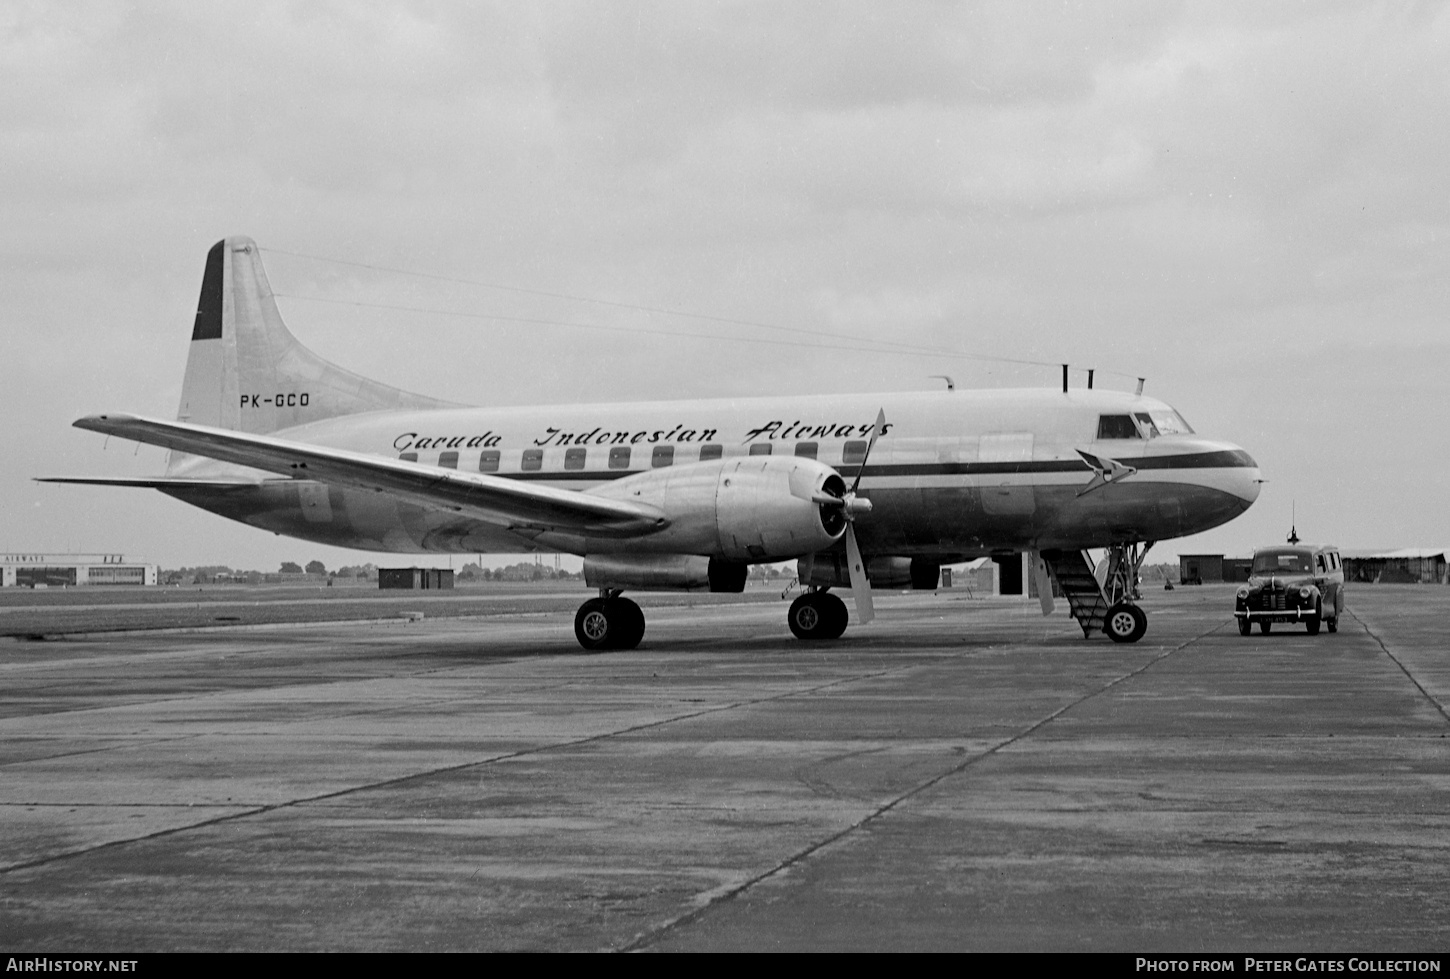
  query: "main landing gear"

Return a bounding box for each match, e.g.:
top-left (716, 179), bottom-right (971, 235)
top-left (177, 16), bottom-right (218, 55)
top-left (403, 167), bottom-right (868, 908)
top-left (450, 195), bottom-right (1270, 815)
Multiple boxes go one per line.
top-left (574, 591), bottom-right (645, 651)
top-left (788, 590), bottom-right (848, 640)
top-left (573, 587), bottom-right (855, 650)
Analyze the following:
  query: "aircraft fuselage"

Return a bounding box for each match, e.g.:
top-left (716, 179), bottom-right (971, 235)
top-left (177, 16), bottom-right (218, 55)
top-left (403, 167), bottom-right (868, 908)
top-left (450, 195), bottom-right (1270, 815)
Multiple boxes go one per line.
top-left (162, 386), bottom-right (1260, 561)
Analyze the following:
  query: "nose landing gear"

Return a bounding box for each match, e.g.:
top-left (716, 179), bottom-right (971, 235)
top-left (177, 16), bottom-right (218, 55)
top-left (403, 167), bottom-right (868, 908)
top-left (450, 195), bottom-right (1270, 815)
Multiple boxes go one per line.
top-left (1042, 540), bottom-right (1154, 643)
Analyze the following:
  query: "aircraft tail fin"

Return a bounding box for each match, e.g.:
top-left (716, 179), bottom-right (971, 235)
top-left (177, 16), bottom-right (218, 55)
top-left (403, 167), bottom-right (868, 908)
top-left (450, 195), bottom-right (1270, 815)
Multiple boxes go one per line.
top-left (174, 237), bottom-right (459, 454)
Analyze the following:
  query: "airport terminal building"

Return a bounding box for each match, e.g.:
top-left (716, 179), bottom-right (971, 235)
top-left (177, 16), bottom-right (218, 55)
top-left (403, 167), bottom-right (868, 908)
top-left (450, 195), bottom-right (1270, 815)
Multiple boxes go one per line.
top-left (1, 553), bottom-right (158, 588)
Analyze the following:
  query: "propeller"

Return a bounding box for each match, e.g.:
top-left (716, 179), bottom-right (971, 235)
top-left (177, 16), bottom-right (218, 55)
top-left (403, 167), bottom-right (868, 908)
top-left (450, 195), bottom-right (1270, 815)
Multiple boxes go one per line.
top-left (813, 409), bottom-right (885, 624)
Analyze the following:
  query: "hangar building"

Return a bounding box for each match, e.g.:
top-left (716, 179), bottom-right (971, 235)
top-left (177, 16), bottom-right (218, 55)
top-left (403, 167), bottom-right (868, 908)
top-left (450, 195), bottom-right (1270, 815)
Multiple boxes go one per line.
top-left (1342, 549), bottom-right (1448, 584)
top-left (1, 553), bottom-right (158, 588)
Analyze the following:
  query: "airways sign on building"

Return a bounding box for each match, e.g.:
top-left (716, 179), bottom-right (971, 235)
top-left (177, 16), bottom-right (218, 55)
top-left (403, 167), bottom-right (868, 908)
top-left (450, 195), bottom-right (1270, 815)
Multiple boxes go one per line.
top-left (0, 553), bottom-right (157, 587)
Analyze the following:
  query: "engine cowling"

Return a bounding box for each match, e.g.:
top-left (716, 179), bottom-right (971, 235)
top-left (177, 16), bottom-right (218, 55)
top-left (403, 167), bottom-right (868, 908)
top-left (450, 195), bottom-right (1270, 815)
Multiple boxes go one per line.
top-left (800, 554), bottom-right (942, 590)
top-left (582, 554), bottom-right (748, 592)
top-left (585, 455), bottom-right (848, 560)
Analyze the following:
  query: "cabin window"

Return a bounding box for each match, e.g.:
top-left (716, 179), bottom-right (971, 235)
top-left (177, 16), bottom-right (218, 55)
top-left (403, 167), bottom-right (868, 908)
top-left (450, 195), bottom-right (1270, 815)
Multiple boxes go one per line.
top-left (438, 451), bottom-right (459, 469)
top-left (399, 452), bottom-right (418, 463)
top-left (698, 443), bottom-right (723, 461)
top-left (843, 440), bottom-right (868, 465)
top-left (564, 447), bottom-right (587, 470)
top-left (479, 450), bottom-right (500, 472)
top-left (749, 444), bottom-right (772, 456)
top-left (794, 442), bottom-right (818, 459)
top-left (1096, 415), bottom-right (1142, 440)
top-left (521, 449), bottom-right (543, 471)
top-left (1316, 554), bottom-right (1326, 573)
top-left (608, 446), bottom-right (631, 469)
top-left (651, 445), bottom-right (674, 468)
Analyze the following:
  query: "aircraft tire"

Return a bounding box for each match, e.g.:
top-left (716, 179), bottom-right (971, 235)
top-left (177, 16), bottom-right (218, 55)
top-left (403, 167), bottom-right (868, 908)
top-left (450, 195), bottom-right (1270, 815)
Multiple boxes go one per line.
top-left (574, 598), bottom-right (645, 651)
top-left (1259, 620), bottom-right (1272, 635)
top-left (575, 599), bottom-right (612, 651)
top-left (1237, 617), bottom-right (1252, 637)
top-left (789, 593), bottom-right (844, 640)
top-left (609, 597), bottom-right (646, 650)
top-left (819, 592), bottom-right (849, 639)
top-left (1104, 603), bottom-right (1148, 644)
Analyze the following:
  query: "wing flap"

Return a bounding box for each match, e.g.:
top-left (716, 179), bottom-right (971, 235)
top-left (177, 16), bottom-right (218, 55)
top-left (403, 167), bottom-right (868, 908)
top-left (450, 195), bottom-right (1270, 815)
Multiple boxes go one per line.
top-left (70, 413), bottom-right (668, 537)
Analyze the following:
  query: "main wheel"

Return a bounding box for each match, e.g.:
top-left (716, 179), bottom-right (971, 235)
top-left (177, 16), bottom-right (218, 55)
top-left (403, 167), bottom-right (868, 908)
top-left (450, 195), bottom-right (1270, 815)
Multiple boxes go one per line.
top-left (1306, 603), bottom-right (1322, 635)
top-left (608, 597), bottom-right (646, 650)
top-left (1327, 616), bottom-right (1338, 633)
top-left (789, 593), bottom-right (848, 640)
top-left (1237, 617), bottom-right (1252, 637)
top-left (575, 598), bottom-right (612, 651)
top-left (1259, 620), bottom-right (1272, 635)
top-left (819, 592), bottom-right (849, 639)
top-left (574, 597), bottom-right (646, 651)
top-left (1104, 603), bottom-right (1148, 644)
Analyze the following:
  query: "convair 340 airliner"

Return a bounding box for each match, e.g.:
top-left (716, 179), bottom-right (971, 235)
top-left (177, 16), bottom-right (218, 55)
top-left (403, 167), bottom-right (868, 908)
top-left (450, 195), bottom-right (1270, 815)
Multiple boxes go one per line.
top-left (42, 237), bottom-right (1261, 649)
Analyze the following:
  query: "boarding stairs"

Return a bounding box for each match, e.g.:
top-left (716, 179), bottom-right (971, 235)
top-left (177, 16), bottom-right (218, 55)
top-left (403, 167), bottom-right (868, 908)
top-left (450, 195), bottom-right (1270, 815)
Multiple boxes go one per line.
top-left (1041, 549), bottom-right (1110, 638)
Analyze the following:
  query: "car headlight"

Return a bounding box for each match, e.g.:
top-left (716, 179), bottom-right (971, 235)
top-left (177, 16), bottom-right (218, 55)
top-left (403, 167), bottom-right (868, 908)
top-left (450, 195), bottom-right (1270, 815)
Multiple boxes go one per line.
top-left (1236, 586), bottom-right (1249, 600)
top-left (1299, 586), bottom-right (1313, 600)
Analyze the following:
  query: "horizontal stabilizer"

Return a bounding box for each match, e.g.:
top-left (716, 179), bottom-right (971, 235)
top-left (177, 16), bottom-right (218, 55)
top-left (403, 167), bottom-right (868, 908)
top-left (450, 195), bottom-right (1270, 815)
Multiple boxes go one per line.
top-left (71, 413), bottom-right (669, 537)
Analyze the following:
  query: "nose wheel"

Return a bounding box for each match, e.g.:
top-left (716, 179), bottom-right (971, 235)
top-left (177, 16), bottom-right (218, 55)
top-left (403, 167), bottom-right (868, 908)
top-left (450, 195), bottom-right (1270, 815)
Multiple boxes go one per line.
top-left (1104, 602), bottom-right (1148, 643)
top-left (574, 595), bottom-right (645, 651)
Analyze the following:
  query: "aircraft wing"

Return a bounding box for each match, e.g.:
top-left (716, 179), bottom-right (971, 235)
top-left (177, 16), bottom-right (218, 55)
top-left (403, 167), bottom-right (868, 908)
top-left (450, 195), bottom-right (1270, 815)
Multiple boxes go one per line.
top-left (67, 413), bottom-right (668, 537)
top-left (36, 476), bottom-right (263, 488)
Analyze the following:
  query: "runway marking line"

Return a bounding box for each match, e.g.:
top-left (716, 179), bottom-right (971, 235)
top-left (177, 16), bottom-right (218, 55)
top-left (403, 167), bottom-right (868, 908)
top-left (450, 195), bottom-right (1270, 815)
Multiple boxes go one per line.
top-left (1345, 607), bottom-right (1450, 726)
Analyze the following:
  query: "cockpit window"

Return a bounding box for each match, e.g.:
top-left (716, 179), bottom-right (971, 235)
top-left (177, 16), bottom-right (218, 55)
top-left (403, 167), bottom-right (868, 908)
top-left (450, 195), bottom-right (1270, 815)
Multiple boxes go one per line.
top-left (1097, 415), bottom-right (1141, 440)
top-left (1252, 550), bottom-right (1313, 574)
top-left (1133, 413), bottom-right (1160, 438)
top-left (1148, 410), bottom-right (1194, 435)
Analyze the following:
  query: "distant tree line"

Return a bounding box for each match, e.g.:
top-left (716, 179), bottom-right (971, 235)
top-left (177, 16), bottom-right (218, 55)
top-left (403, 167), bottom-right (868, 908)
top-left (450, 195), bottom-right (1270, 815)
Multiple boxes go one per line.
top-left (457, 561), bottom-right (581, 582)
top-left (162, 562), bottom-right (380, 585)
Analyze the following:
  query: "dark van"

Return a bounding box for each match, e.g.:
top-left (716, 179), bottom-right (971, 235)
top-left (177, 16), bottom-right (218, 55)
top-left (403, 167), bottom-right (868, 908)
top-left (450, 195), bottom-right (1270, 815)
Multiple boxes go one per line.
top-left (1235, 544), bottom-right (1345, 636)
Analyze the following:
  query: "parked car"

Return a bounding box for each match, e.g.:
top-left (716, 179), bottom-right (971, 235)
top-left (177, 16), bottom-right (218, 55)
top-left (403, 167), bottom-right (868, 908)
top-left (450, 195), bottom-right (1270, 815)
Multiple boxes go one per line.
top-left (1235, 543), bottom-right (1345, 636)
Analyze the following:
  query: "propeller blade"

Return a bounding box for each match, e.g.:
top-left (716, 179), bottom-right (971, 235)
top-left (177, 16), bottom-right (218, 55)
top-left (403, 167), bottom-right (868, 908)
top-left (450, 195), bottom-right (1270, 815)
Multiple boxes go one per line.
top-left (845, 523), bottom-right (874, 624)
top-left (850, 408), bottom-right (887, 496)
top-left (1030, 549), bottom-right (1056, 616)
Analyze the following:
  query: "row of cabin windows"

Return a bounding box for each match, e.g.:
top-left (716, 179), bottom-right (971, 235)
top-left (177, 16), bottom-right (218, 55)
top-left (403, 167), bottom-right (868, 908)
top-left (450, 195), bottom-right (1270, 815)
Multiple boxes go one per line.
top-left (399, 440), bottom-right (872, 471)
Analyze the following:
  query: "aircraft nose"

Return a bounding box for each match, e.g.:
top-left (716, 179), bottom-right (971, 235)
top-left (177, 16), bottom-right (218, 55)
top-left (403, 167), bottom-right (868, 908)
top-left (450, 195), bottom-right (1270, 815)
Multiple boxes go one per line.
top-left (1152, 436), bottom-right (1261, 511)
top-left (1207, 440), bottom-right (1261, 508)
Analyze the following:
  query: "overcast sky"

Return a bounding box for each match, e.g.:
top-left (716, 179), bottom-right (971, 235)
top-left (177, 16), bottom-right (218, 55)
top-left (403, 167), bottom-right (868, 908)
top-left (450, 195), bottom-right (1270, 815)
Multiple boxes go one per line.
top-left (3, 1), bottom-right (1447, 572)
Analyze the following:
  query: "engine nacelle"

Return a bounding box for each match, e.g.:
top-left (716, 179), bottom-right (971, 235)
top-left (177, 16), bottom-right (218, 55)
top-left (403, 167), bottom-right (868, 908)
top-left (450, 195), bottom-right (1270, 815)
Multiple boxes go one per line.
top-left (586, 456), bottom-right (847, 561)
top-left (582, 554), bottom-right (747, 593)
top-left (800, 554), bottom-right (942, 590)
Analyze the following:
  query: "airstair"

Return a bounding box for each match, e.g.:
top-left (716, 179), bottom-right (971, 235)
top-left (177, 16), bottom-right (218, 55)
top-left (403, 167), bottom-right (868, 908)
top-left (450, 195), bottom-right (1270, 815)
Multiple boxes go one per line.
top-left (1041, 549), bottom-right (1109, 638)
